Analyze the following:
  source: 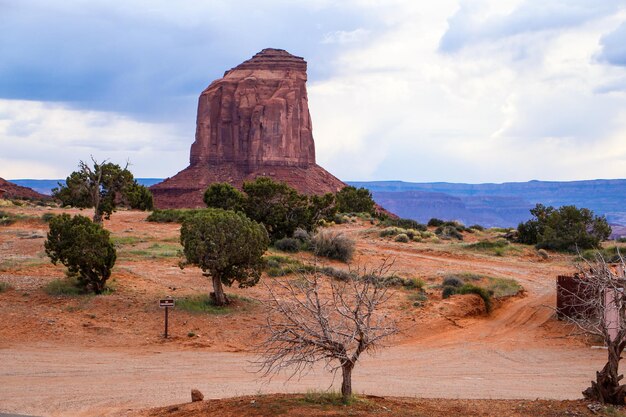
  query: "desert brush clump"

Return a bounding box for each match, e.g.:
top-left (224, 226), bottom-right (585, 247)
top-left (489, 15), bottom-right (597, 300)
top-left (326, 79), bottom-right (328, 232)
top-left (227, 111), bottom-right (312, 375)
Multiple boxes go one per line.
top-left (44, 214), bottom-right (116, 294)
top-left (436, 225), bottom-right (464, 240)
top-left (440, 273), bottom-right (522, 312)
top-left (394, 233), bottom-right (410, 243)
top-left (381, 217), bottom-right (427, 231)
top-left (312, 230), bottom-right (355, 262)
top-left (274, 237), bottom-right (301, 253)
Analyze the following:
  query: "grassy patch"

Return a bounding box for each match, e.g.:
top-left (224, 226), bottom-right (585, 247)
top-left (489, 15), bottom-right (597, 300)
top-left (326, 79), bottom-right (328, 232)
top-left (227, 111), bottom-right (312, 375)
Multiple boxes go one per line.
top-left (0, 255), bottom-right (48, 272)
top-left (264, 255), bottom-right (316, 277)
top-left (300, 390), bottom-right (362, 406)
top-left (147, 209), bottom-right (205, 223)
top-left (111, 236), bottom-right (146, 246)
top-left (485, 276), bottom-right (523, 298)
top-left (119, 243), bottom-right (182, 260)
top-left (580, 247), bottom-right (623, 263)
top-left (440, 273), bottom-right (522, 311)
top-left (176, 293), bottom-right (254, 314)
top-left (408, 291), bottom-right (428, 307)
top-left (43, 277), bottom-right (84, 296)
top-left (464, 239), bottom-right (520, 257)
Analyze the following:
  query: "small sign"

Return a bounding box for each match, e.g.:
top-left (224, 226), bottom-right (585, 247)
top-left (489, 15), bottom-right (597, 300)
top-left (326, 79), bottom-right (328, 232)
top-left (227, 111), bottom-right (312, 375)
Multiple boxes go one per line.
top-left (159, 298), bottom-right (175, 308)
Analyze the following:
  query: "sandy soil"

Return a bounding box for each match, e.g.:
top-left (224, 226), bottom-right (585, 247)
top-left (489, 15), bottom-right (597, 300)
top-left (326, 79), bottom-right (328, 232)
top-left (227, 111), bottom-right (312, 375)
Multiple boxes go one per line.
top-left (0, 207), bottom-right (610, 416)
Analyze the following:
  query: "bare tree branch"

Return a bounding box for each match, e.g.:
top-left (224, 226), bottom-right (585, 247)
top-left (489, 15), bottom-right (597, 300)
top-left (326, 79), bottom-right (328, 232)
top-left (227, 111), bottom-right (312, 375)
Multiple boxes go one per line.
top-left (256, 262), bottom-right (399, 402)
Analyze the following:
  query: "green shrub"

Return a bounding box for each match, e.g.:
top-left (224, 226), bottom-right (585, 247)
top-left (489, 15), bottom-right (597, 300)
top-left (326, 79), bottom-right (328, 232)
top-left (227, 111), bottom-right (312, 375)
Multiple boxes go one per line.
top-left (312, 231), bottom-right (355, 262)
top-left (409, 291), bottom-right (428, 307)
top-left (123, 183), bottom-right (154, 211)
top-left (293, 228), bottom-right (311, 243)
top-left (467, 239), bottom-right (509, 250)
top-left (274, 237), bottom-right (301, 253)
top-left (458, 284), bottom-right (492, 312)
top-left (382, 218), bottom-right (427, 231)
top-left (0, 281), bottom-right (11, 293)
top-left (442, 285), bottom-right (458, 299)
top-left (403, 277), bottom-right (425, 290)
top-left (380, 227), bottom-right (402, 237)
top-left (336, 186), bottom-right (375, 214)
top-left (41, 213), bottom-right (57, 223)
top-left (394, 233), bottom-right (410, 243)
top-left (147, 209), bottom-right (204, 223)
top-left (469, 224), bottom-right (485, 231)
top-left (321, 266), bottom-right (354, 282)
top-left (203, 183), bottom-right (245, 211)
top-left (618, 237), bottom-right (626, 243)
top-left (436, 225), bottom-right (463, 240)
top-left (428, 218), bottom-right (445, 227)
top-left (44, 214), bottom-right (116, 294)
top-left (442, 276), bottom-right (464, 287)
top-left (0, 211), bottom-right (15, 226)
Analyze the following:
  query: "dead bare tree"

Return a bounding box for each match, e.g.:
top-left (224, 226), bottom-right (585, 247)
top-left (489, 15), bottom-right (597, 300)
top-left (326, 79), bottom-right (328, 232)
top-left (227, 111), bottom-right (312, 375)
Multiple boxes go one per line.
top-left (560, 252), bottom-right (626, 404)
top-left (257, 262), bottom-right (398, 403)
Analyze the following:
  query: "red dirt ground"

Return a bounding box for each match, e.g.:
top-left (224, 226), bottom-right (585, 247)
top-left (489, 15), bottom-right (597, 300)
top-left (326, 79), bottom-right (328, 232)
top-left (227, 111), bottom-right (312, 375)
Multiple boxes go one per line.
top-left (0, 206), bottom-right (616, 416)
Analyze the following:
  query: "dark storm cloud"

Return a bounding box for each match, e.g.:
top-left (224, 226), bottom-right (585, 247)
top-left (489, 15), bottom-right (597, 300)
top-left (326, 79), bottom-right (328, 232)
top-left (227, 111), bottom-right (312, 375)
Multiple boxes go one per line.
top-left (0, 1), bottom-right (378, 121)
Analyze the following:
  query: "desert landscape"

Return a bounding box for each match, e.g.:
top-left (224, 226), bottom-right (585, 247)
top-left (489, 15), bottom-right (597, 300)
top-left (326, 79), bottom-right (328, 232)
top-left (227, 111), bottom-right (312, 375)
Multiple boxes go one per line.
top-left (3, 3), bottom-right (626, 416)
top-left (0, 203), bottom-right (622, 416)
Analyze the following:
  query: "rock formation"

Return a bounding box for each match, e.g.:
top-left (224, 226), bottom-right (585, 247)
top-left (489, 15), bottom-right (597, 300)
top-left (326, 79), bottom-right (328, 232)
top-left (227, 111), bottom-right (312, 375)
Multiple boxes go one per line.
top-left (0, 178), bottom-right (49, 201)
top-left (151, 48), bottom-right (345, 208)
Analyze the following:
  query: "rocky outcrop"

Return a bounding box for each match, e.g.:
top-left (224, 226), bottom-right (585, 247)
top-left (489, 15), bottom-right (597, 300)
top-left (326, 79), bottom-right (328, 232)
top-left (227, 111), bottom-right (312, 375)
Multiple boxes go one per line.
top-left (0, 178), bottom-right (49, 201)
top-left (151, 49), bottom-right (345, 208)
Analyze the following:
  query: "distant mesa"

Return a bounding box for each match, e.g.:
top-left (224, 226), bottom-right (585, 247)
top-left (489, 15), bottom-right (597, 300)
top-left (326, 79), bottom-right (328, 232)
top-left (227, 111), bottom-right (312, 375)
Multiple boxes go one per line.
top-left (151, 48), bottom-right (346, 208)
top-left (0, 177), bottom-right (49, 201)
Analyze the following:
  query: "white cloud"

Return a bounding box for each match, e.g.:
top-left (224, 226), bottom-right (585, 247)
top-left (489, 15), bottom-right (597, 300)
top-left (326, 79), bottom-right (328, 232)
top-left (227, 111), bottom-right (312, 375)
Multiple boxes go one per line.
top-left (322, 28), bottom-right (370, 44)
top-left (0, 99), bottom-right (190, 179)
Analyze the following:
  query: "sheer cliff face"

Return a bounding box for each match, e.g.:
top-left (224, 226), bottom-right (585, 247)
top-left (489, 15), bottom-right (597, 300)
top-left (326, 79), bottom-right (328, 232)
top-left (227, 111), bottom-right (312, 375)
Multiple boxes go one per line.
top-left (190, 49), bottom-right (315, 170)
top-left (150, 49), bottom-right (346, 209)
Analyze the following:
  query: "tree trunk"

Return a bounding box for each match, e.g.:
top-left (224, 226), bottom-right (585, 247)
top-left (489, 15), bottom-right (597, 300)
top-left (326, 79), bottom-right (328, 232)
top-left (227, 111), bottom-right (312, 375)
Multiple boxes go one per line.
top-left (93, 210), bottom-right (103, 225)
top-left (583, 342), bottom-right (626, 404)
top-left (341, 362), bottom-right (354, 403)
top-left (211, 275), bottom-right (228, 306)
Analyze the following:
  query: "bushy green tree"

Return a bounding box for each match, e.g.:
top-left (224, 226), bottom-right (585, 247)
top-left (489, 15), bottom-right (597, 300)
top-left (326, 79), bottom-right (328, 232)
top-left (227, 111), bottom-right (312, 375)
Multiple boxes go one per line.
top-left (44, 214), bottom-right (116, 294)
top-left (180, 209), bottom-right (269, 306)
top-left (202, 178), bottom-right (336, 241)
top-left (336, 186), bottom-right (375, 214)
top-left (517, 204), bottom-right (611, 251)
top-left (52, 158), bottom-right (152, 224)
top-left (203, 182), bottom-right (245, 212)
top-left (242, 177), bottom-right (311, 242)
top-left (123, 182), bottom-right (154, 211)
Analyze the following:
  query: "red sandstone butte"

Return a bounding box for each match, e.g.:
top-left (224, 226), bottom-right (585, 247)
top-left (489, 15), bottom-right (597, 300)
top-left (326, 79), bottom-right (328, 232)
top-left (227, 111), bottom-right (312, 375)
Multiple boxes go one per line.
top-left (0, 178), bottom-right (49, 201)
top-left (151, 48), bottom-right (346, 209)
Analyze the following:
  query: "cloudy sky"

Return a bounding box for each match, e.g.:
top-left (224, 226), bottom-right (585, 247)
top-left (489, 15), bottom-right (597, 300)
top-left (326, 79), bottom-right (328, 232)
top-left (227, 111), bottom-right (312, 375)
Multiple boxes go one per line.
top-left (1, 0), bottom-right (625, 183)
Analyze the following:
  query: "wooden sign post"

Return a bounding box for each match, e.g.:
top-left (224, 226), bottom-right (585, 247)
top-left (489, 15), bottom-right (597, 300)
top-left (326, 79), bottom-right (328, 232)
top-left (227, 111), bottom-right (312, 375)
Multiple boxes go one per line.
top-left (159, 297), bottom-right (175, 338)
